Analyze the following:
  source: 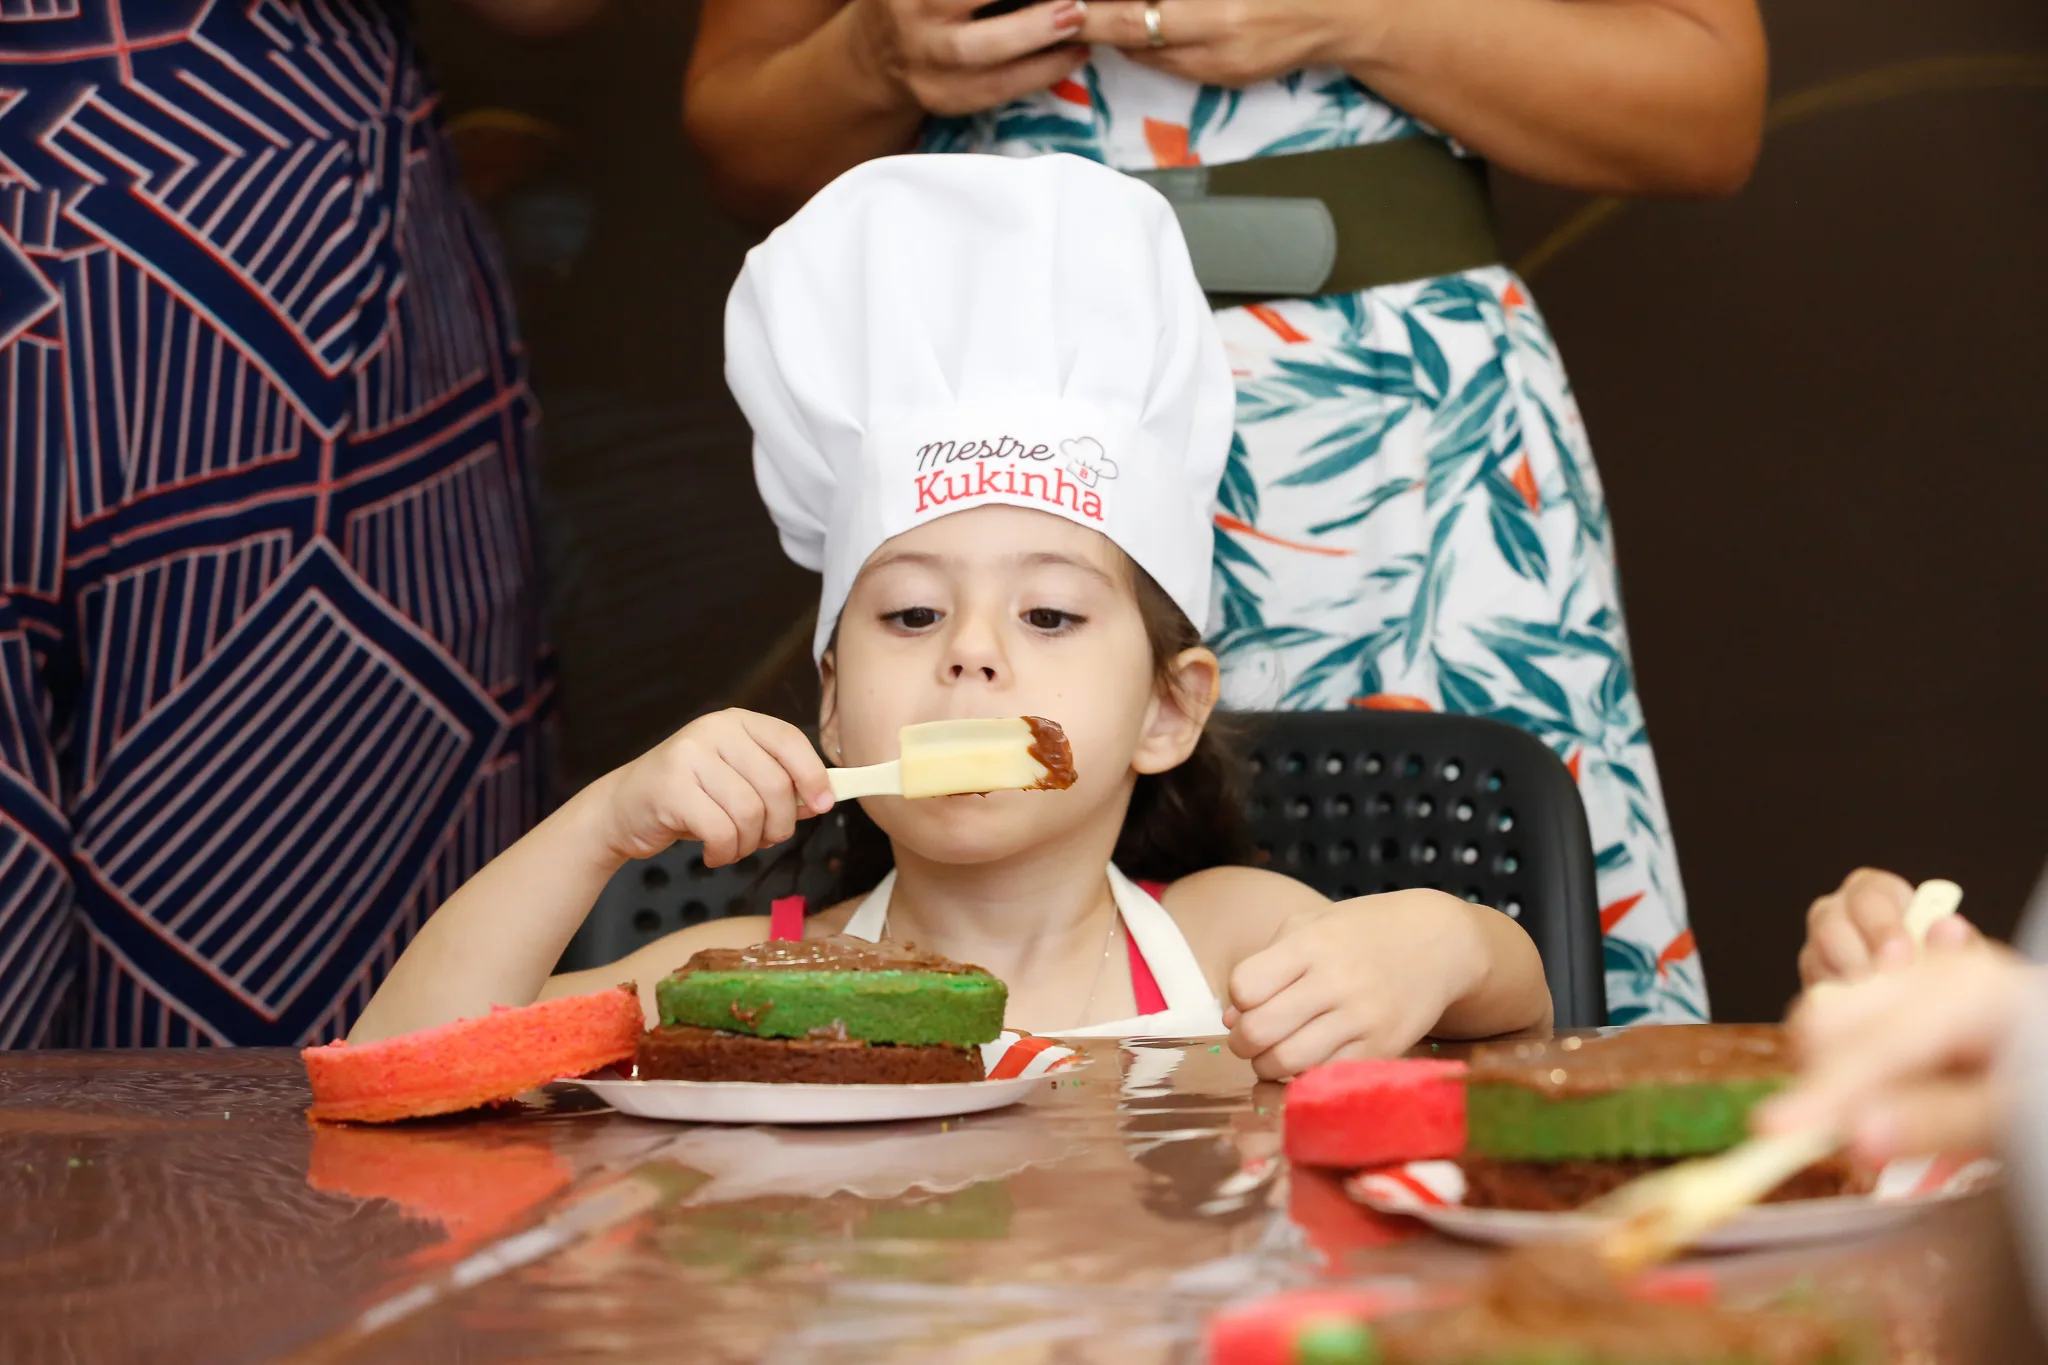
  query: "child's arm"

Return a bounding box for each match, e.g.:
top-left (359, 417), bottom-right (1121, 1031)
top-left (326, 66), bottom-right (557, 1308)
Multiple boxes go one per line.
top-left (347, 710), bottom-right (835, 1043)
top-left (1173, 868), bottom-right (1551, 1080)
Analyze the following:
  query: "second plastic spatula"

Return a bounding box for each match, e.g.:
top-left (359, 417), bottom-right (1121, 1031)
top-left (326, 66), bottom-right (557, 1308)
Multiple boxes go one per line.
top-left (826, 717), bottom-right (1076, 800)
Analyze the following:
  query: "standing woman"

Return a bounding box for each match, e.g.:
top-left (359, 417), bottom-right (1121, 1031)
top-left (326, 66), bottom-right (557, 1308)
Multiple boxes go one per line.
top-left (685, 0), bottom-right (1764, 1023)
top-left (0, 0), bottom-right (597, 1046)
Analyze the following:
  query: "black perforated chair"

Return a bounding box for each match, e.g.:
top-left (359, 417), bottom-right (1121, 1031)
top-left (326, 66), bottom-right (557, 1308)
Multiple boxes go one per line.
top-left (1234, 710), bottom-right (1603, 1028)
top-left (564, 709), bottom-right (1604, 1027)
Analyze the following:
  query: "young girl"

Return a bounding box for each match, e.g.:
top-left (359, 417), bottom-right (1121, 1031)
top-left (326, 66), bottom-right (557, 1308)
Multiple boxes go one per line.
top-left (350, 153), bottom-right (1551, 1078)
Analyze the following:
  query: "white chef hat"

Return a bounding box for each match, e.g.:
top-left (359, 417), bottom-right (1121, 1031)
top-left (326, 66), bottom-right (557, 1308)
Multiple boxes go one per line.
top-left (727, 153), bottom-right (1232, 660)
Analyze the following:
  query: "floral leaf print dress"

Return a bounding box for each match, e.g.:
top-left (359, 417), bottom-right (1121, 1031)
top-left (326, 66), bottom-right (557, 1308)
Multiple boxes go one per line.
top-left (925, 53), bottom-right (1704, 1024)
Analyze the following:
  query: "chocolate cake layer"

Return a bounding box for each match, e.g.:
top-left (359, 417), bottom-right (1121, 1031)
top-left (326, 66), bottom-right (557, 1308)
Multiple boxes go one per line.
top-left (635, 1024), bottom-right (985, 1085)
top-left (1457, 1153), bottom-right (1874, 1212)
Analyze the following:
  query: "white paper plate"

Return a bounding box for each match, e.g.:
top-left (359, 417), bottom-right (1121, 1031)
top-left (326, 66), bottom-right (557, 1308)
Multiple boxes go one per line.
top-left (555, 1032), bottom-right (1082, 1126)
top-left (1346, 1153), bottom-right (2001, 1252)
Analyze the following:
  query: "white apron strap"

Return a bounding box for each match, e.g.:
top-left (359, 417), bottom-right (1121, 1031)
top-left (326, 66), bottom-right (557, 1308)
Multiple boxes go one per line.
top-left (840, 870), bottom-right (895, 942)
top-left (1057, 868), bottom-right (1226, 1039)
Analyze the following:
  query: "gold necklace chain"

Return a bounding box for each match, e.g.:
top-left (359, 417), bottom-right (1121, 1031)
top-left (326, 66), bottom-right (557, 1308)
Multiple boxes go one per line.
top-left (880, 896), bottom-right (1122, 1029)
top-left (1073, 904), bottom-right (1122, 1029)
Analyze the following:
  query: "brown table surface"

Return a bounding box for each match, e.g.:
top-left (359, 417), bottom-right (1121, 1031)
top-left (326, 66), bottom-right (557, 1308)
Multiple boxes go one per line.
top-left (4, 1038), bottom-right (2046, 1364)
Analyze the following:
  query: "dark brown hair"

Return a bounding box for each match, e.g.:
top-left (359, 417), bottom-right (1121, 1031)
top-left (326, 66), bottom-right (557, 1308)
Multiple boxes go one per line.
top-left (799, 560), bottom-right (1251, 904)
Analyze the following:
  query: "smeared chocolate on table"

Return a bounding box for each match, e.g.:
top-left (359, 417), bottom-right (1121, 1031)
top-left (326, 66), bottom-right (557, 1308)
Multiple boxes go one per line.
top-left (1023, 715), bottom-right (1077, 790)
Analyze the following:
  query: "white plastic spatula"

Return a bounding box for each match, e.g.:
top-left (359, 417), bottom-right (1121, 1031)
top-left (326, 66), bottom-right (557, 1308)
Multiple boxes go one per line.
top-left (826, 717), bottom-right (1075, 801)
top-left (1587, 878), bottom-right (1963, 1274)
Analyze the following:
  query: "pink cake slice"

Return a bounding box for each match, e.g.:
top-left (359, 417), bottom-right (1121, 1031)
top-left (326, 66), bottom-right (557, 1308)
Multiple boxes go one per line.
top-left (303, 984), bottom-right (644, 1123)
top-left (1284, 1057), bottom-right (1468, 1169)
top-left (1207, 1288), bottom-right (1427, 1365)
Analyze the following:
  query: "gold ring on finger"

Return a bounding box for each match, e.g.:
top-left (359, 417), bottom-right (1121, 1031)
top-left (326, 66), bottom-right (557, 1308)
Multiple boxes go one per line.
top-left (1142, 1), bottom-right (1166, 47)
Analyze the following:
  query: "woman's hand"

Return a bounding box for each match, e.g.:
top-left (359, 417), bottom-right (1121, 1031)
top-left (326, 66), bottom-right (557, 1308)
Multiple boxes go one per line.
top-left (600, 710), bottom-right (836, 868)
top-left (1077, 0), bottom-right (1343, 89)
top-left (687, 0), bottom-right (1090, 223)
top-left (1083, 0), bottom-right (1764, 197)
top-left (853, 0), bottom-right (1089, 115)
top-left (1759, 942), bottom-right (2036, 1164)
top-left (1799, 867), bottom-right (1981, 987)
top-left (1222, 891), bottom-right (1488, 1080)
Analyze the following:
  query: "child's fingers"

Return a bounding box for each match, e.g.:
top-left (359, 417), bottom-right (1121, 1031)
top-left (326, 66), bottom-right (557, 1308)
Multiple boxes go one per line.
top-left (1924, 915), bottom-right (1980, 950)
top-left (738, 712), bottom-right (835, 813)
top-left (1847, 1075), bottom-right (2007, 1164)
top-left (1227, 935), bottom-right (1311, 1015)
top-left (1807, 908), bottom-right (1876, 982)
top-left (1843, 871), bottom-right (1912, 960)
top-left (1226, 976), bottom-right (1328, 1062)
top-left (672, 787), bottom-right (742, 867)
top-left (694, 761), bottom-right (769, 863)
top-left (718, 738), bottom-right (804, 847)
top-left (1790, 967), bottom-right (1915, 1046)
top-left (1762, 955), bottom-right (2018, 1135)
top-left (1248, 1009), bottom-right (1387, 1081)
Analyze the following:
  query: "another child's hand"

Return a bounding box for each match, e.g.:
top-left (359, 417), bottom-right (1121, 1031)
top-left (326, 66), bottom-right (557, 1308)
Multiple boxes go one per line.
top-left (599, 709), bottom-right (835, 867)
top-left (1799, 867), bottom-right (1980, 986)
top-left (1221, 892), bottom-right (1480, 1081)
top-left (1759, 941), bottom-right (2035, 1163)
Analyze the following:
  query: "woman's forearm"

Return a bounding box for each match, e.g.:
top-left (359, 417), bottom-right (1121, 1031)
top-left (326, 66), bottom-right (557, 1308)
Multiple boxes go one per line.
top-left (347, 774), bottom-right (627, 1042)
top-left (1337, 0), bottom-right (1766, 196)
top-left (686, 3), bottom-right (924, 227)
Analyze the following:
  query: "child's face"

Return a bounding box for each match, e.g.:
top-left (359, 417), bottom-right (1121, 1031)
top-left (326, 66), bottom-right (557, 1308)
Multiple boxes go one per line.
top-left (820, 506), bottom-right (1215, 867)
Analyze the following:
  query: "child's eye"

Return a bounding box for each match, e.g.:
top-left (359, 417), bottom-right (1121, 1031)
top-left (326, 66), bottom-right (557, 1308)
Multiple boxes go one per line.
top-left (882, 606), bottom-right (941, 630)
top-left (1022, 607), bottom-right (1084, 633)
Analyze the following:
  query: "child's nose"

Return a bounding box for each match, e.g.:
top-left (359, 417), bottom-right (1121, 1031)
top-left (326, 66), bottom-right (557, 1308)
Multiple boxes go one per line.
top-left (942, 613), bottom-right (1006, 685)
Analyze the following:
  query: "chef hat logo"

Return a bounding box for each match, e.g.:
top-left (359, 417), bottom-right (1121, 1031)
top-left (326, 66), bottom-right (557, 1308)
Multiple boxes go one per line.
top-left (1061, 437), bottom-right (1118, 488)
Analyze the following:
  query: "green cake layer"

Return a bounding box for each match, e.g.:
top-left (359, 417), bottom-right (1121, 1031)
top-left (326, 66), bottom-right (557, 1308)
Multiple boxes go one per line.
top-left (656, 967), bottom-right (1005, 1046)
top-left (1462, 1025), bottom-right (1792, 1161)
top-left (1465, 1078), bottom-right (1788, 1161)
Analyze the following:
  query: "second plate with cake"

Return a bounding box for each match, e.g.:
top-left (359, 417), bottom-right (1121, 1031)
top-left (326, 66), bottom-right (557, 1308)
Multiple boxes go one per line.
top-left (1347, 1151), bottom-right (2000, 1250)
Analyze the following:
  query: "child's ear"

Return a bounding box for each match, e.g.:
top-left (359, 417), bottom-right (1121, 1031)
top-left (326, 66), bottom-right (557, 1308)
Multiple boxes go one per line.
top-left (1133, 647), bottom-right (1220, 775)
top-left (817, 650), bottom-right (842, 764)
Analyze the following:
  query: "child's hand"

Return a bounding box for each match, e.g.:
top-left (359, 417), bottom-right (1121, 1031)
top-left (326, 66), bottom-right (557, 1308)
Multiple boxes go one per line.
top-left (1799, 867), bottom-right (1980, 986)
top-left (599, 709), bottom-right (835, 867)
top-left (1221, 892), bottom-right (1481, 1081)
top-left (1759, 941), bottom-right (2036, 1163)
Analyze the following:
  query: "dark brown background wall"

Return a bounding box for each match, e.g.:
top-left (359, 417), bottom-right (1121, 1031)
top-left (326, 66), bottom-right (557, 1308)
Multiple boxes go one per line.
top-left (417, 0), bottom-right (2048, 1024)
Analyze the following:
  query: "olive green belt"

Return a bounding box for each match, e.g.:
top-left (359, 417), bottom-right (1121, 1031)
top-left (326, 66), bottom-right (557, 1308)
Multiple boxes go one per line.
top-left (1126, 138), bottom-right (1500, 306)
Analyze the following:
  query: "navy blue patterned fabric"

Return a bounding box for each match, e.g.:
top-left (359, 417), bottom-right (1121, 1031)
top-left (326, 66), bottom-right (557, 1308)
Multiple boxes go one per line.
top-left (0, 0), bottom-right (551, 1045)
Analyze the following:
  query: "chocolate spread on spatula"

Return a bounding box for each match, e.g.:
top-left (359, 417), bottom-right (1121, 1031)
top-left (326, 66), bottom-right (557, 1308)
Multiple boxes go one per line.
top-left (1023, 716), bottom-right (1077, 790)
